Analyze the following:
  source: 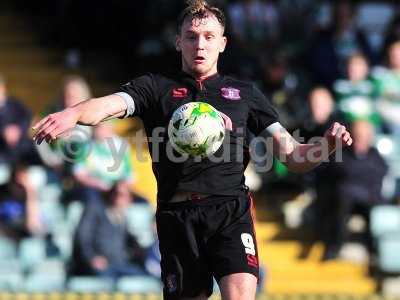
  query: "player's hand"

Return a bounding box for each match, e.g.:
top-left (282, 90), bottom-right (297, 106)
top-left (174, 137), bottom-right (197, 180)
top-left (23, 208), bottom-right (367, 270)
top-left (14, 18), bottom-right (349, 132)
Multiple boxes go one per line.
top-left (324, 122), bottom-right (353, 152)
top-left (32, 107), bottom-right (80, 144)
top-left (219, 111), bottom-right (232, 131)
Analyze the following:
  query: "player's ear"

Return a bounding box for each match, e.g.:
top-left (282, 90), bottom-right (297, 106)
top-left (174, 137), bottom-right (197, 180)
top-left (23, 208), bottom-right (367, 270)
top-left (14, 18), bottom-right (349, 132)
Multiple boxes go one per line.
top-left (219, 36), bottom-right (227, 53)
top-left (175, 35), bottom-right (182, 52)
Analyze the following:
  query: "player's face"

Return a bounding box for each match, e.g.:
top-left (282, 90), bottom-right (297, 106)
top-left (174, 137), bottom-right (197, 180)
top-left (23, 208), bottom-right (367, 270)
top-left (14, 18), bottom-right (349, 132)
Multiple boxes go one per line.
top-left (177, 14), bottom-right (227, 79)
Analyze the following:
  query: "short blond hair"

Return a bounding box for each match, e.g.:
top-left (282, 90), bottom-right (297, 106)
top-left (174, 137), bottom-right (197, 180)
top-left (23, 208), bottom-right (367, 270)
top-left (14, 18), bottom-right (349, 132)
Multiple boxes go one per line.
top-left (177, 0), bottom-right (226, 33)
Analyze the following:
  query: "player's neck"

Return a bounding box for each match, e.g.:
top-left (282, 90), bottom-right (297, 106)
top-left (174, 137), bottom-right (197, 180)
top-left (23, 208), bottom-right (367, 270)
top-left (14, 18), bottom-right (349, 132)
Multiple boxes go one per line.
top-left (182, 66), bottom-right (218, 81)
top-left (197, 73), bottom-right (218, 81)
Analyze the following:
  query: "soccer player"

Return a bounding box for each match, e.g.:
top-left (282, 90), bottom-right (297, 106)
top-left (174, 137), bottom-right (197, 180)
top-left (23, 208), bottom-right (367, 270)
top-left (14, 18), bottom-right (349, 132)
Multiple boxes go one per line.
top-left (33, 1), bottom-right (352, 299)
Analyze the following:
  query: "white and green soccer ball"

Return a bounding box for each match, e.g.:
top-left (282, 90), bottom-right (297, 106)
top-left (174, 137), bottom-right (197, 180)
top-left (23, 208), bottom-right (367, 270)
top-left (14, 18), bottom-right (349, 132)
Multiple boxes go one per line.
top-left (168, 102), bottom-right (225, 157)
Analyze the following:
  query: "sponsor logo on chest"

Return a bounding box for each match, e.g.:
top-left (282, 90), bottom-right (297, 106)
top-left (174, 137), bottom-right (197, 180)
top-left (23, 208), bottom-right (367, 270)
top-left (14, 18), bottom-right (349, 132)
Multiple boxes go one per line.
top-left (172, 87), bottom-right (188, 99)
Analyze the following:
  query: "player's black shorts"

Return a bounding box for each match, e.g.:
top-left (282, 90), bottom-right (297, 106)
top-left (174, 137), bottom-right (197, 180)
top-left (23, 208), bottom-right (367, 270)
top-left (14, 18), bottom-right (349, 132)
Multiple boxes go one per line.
top-left (156, 192), bottom-right (259, 299)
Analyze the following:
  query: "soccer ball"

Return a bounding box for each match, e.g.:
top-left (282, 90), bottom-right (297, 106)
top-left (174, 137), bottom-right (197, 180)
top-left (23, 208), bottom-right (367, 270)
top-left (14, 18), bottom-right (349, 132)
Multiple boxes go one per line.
top-left (168, 102), bottom-right (225, 157)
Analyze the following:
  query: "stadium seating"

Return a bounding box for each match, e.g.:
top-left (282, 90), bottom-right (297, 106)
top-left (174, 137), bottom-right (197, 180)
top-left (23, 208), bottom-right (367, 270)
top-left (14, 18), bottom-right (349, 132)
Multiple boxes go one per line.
top-left (0, 258), bottom-right (20, 273)
top-left (0, 273), bottom-right (23, 291)
top-left (30, 259), bottom-right (66, 277)
top-left (44, 200), bottom-right (84, 261)
top-left (67, 277), bottom-right (114, 292)
top-left (0, 236), bottom-right (17, 259)
top-left (51, 229), bottom-right (73, 261)
top-left (65, 201), bottom-right (84, 231)
top-left (370, 205), bottom-right (400, 238)
top-left (18, 237), bottom-right (46, 271)
top-left (370, 205), bottom-right (400, 275)
top-left (0, 237), bottom-right (20, 292)
top-left (39, 195), bottom-right (65, 233)
top-left (126, 203), bottom-right (155, 247)
top-left (116, 276), bottom-right (162, 293)
top-left (0, 163), bottom-right (10, 185)
top-left (24, 274), bottom-right (65, 292)
top-left (377, 232), bottom-right (400, 273)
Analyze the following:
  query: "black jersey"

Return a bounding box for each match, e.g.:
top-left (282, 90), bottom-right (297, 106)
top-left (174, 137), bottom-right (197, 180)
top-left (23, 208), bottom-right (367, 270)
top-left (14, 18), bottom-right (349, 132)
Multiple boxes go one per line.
top-left (117, 72), bottom-right (278, 202)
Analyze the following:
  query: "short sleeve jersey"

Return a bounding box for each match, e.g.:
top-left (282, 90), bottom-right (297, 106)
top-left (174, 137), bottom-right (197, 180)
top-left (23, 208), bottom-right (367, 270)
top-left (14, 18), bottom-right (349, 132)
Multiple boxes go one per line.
top-left (117, 72), bottom-right (278, 202)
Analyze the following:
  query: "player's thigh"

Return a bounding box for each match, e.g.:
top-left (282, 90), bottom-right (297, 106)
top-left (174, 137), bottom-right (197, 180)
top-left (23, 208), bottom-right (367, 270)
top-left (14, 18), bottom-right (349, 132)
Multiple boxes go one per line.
top-left (219, 273), bottom-right (257, 300)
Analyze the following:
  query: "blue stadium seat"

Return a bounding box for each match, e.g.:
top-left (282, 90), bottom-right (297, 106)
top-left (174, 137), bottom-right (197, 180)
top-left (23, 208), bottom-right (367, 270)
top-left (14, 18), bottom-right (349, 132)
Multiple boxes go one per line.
top-left (0, 163), bottom-right (10, 185)
top-left (126, 203), bottom-right (155, 247)
top-left (0, 237), bottom-right (17, 259)
top-left (0, 259), bottom-right (21, 274)
top-left (0, 273), bottom-right (23, 291)
top-left (52, 231), bottom-right (73, 261)
top-left (65, 201), bottom-right (84, 231)
top-left (18, 237), bottom-right (46, 271)
top-left (39, 192), bottom-right (65, 233)
top-left (30, 259), bottom-right (66, 277)
top-left (377, 231), bottom-right (400, 273)
top-left (67, 276), bottom-right (114, 292)
top-left (116, 276), bottom-right (161, 293)
top-left (24, 274), bottom-right (65, 292)
top-left (24, 259), bottom-right (66, 292)
top-left (370, 205), bottom-right (400, 238)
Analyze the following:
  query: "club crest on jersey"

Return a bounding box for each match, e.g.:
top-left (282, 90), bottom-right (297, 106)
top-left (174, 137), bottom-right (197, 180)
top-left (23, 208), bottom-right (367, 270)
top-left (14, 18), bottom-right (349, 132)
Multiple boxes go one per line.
top-left (221, 87), bottom-right (241, 100)
top-left (172, 88), bottom-right (188, 99)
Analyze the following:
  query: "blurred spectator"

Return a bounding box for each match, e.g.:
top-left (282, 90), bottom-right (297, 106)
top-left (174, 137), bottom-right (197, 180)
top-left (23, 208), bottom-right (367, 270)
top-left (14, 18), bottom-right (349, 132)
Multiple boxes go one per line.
top-left (0, 74), bottom-right (39, 165)
top-left (381, 13), bottom-right (400, 59)
top-left (259, 54), bottom-right (308, 130)
top-left (333, 53), bottom-right (380, 127)
top-left (299, 87), bottom-right (339, 257)
top-left (321, 120), bottom-right (388, 260)
top-left (72, 121), bottom-right (134, 204)
top-left (279, 87), bottom-right (336, 171)
top-left (311, 0), bottom-right (333, 31)
top-left (36, 75), bottom-right (93, 171)
top-left (0, 164), bottom-right (43, 242)
top-left (356, 2), bottom-right (395, 59)
top-left (70, 181), bottom-right (147, 279)
top-left (372, 41), bottom-right (400, 135)
top-left (309, 1), bottom-right (373, 87)
top-left (61, 75), bottom-right (92, 108)
top-left (227, 0), bottom-right (280, 52)
top-left (300, 87), bottom-right (338, 141)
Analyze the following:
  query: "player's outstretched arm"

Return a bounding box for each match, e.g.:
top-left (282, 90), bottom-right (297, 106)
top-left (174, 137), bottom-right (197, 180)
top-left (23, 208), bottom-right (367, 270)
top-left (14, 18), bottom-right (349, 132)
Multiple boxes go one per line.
top-left (263, 122), bottom-right (352, 173)
top-left (32, 94), bottom-right (127, 144)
